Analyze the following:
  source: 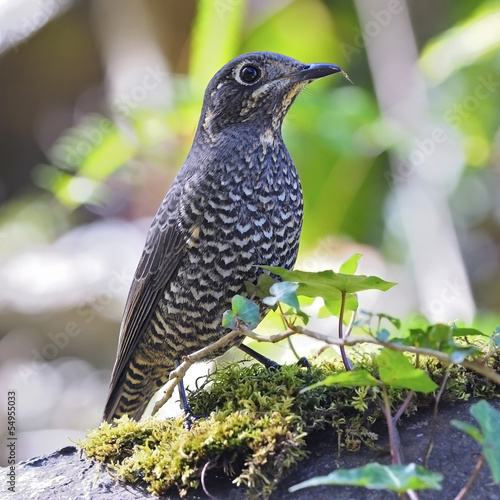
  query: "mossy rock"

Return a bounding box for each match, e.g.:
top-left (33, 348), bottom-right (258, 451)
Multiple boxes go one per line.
top-left (80, 356), bottom-right (499, 499)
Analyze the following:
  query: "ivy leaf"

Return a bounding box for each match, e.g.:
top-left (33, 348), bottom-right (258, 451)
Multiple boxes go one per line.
top-left (428, 324), bottom-right (453, 342)
top-left (377, 328), bottom-right (391, 341)
top-left (244, 274), bottom-right (276, 300)
top-left (377, 349), bottom-right (438, 393)
top-left (301, 370), bottom-right (381, 392)
top-left (263, 281), bottom-right (300, 310)
top-left (222, 295), bottom-right (260, 330)
top-left (491, 329), bottom-right (500, 347)
top-left (449, 347), bottom-right (478, 363)
top-left (451, 327), bottom-right (488, 338)
top-left (377, 313), bottom-right (402, 329)
top-left (339, 253), bottom-right (362, 274)
top-left (452, 400), bottom-right (500, 483)
top-left (404, 325), bottom-right (479, 361)
top-left (289, 463), bottom-right (442, 493)
top-left (263, 266), bottom-right (396, 295)
top-left (262, 266), bottom-right (395, 317)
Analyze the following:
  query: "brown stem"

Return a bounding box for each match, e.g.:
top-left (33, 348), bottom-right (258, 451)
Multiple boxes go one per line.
top-left (423, 369), bottom-right (449, 467)
top-left (338, 291), bottom-right (352, 371)
top-left (381, 384), bottom-right (403, 465)
top-left (454, 454), bottom-right (485, 500)
top-left (151, 328), bottom-right (245, 415)
top-left (245, 327), bottom-right (500, 386)
top-left (393, 390), bottom-right (415, 423)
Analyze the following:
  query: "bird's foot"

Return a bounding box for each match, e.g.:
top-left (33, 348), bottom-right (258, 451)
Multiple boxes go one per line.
top-left (182, 404), bottom-right (207, 431)
top-left (295, 356), bottom-right (311, 369)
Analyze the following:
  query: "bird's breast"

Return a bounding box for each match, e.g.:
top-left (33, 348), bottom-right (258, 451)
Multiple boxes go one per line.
top-left (180, 149), bottom-right (303, 271)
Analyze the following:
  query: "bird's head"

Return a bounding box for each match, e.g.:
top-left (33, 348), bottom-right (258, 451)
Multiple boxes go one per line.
top-left (197, 51), bottom-right (342, 143)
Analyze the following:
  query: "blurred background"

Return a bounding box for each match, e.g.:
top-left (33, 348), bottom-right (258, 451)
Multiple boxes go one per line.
top-left (0, 0), bottom-right (499, 465)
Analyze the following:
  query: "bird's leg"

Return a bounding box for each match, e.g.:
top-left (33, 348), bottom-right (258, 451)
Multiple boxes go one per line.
top-left (238, 344), bottom-right (310, 369)
top-left (175, 360), bottom-right (200, 431)
top-left (238, 344), bottom-right (280, 369)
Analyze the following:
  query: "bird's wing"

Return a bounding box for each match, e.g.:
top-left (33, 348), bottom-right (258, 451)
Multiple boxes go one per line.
top-left (104, 179), bottom-right (195, 418)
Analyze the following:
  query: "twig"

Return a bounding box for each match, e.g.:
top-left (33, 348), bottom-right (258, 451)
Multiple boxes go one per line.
top-left (381, 385), bottom-right (402, 465)
top-left (454, 454), bottom-right (485, 500)
top-left (393, 390), bottom-right (415, 423)
top-left (245, 327), bottom-right (500, 385)
top-left (344, 306), bottom-right (357, 338)
top-left (423, 369), bottom-right (450, 467)
top-left (338, 291), bottom-right (353, 371)
top-left (151, 328), bottom-right (246, 415)
top-left (153, 317), bottom-right (500, 416)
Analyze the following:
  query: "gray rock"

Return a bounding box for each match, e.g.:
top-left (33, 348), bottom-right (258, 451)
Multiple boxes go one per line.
top-left (3, 401), bottom-right (499, 499)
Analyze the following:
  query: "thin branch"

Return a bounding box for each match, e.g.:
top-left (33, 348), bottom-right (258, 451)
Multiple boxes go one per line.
top-left (393, 390), bottom-right (415, 423)
top-left (151, 328), bottom-right (246, 416)
top-left (245, 327), bottom-right (500, 384)
top-left (423, 369), bottom-right (450, 467)
top-left (153, 316), bottom-right (500, 416)
top-left (454, 454), bottom-right (485, 500)
top-left (338, 291), bottom-right (353, 371)
top-left (381, 385), bottom-right (402, 465)
top-left (344, 306), bottom-right (357, 338)
top-left (338, 291), bottom-right (345, 340)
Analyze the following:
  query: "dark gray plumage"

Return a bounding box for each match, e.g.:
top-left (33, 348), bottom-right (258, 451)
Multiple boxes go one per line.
top-left (103, 51), bottom-right (341, 422)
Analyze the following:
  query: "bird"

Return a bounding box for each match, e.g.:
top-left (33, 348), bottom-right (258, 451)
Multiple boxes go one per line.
top-left (103, 51), bottom-right (342, 422)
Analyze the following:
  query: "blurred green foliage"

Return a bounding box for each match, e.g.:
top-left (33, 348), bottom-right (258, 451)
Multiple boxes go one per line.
top-left (1, 0), bottom-right (499, 311)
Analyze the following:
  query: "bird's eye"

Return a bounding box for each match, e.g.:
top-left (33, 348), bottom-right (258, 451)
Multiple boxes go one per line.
top-left (239, 65), bottom-right (261, 84)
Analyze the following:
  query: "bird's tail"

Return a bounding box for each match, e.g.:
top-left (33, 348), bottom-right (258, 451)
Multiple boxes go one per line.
top-left (103, 366), bottom-right (172, 423)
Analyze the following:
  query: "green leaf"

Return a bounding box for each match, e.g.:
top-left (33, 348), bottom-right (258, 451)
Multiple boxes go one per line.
top-left (492, 331), bottom-right (500, 347)
top-left (263, 267), bottom-right (396, 294)
top-left (428, 324), bottom-right (453, 342)
top-left (449, 347), bottom-right (478, 363)
top-left (222, 295), bottom-right (260, 330)
top-left (452, 400), bottom-right (500, 483)
top-left (244, 274), bottom-right (276, 300)
top-left (289, 463), bottom-right (442, 493)
top-left (451, 327), bottom-right (488, 338)
top-left (451, 420), bottom-right (484, 443)
top-left (377, 349), bottom-right (438, 393)
top-left (262, 266), bottom-right (395, 317)
top-left (324, 296), bottom-right (358, 317)
top-left (378, 313), bottom-right (402, 329)
top-left (317, 303), bottom-right (333, 318)
top-left (222, 310), bottom-right (237, 329)
top-left (377, 328), bottom-right (391, 341)
top-left (301, 370), bottom-right (380, 392)
top-left (263, 281), bottom-right (300, 310)
top-left (339, 253), bottom-right (362, 274)
top-left (404, 325), bottom-right (479, 360)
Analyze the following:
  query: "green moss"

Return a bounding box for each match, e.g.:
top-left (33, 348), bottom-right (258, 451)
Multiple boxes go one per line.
top-left (80, 355), bottom-right (499, 499)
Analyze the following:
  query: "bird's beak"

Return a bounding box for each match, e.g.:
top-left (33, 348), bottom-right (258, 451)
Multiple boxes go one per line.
top-left (286, 63), bottom-right (342, 83)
